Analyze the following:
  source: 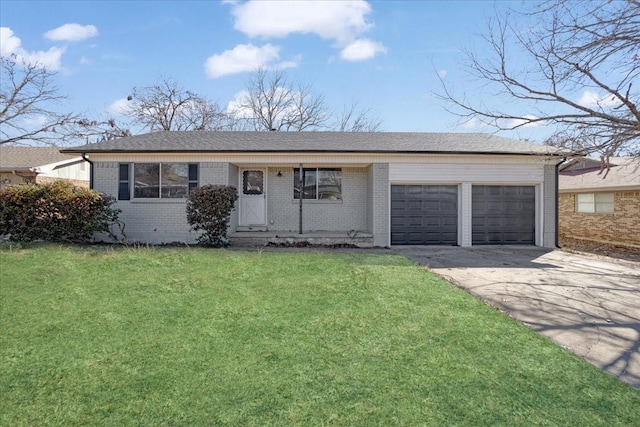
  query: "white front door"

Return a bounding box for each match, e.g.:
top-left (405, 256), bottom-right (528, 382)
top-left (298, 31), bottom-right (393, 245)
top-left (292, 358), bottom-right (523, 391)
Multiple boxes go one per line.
top-left (239, 169), bottom-right (266, 226)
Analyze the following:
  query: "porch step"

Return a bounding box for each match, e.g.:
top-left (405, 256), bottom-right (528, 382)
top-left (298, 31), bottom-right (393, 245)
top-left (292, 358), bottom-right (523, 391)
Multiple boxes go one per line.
top-left (229, 231), bottom-right (374, 248)
top-left (236, 226), bottom-right (268, 232)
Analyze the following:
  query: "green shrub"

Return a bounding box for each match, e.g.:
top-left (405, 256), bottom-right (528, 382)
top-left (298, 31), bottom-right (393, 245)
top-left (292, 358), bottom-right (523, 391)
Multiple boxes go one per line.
top-left (186, 185), bottom-right (238, 246)
top-left (0, 181), bottom-right (122, 242)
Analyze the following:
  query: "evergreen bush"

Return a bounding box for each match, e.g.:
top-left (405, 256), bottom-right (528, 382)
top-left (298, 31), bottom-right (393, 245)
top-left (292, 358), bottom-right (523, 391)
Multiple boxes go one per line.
top-left (186, 185), bottom-right (238, 246)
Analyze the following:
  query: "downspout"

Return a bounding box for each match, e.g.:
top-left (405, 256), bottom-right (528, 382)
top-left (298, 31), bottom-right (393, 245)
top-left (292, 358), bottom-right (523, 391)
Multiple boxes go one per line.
top-left (555, 158), bottom-right (565, 248)
top-left (82, 154), bottom-right (94, 189)
top-left (299, 163), bottom-right (303, 234)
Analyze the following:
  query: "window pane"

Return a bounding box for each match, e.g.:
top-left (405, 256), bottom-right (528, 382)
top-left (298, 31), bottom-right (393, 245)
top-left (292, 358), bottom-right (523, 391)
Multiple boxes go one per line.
top-left (118, 163), bottom-right (130, 200)
top-left (243, 170), bottom-right (264, 195)
top-left (576, 193), bottom-right (595, 212)
top-left (318, 169), bottom-right (342, 200)
top-left (293, 169), bottom-right (301, 199)
top-left (134, 163), bottom-right (160, 198)
top-left (595, 193), bottom-right (614, 203)
top-left (595, 193), bottom-right (614, 213)
top-left (161, 163), bottom-right (188, 198)
top-left (188, 163), bottom-right (198, 182)
top-left (303, 169), bottom-right (316, 199)
top-left (576, 193), bottom-right (594, 203)
top-left (293, 168), bottom-right (316, 199)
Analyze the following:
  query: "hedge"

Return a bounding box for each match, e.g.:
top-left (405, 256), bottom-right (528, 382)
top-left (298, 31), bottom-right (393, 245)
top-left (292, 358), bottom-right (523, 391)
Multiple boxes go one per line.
top-left (0, 181), bottom-right (122, 243)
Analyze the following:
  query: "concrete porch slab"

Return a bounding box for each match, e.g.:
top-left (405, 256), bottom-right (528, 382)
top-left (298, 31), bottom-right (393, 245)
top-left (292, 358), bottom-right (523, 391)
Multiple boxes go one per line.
top-left (229, 231), bottom-right (374, 247)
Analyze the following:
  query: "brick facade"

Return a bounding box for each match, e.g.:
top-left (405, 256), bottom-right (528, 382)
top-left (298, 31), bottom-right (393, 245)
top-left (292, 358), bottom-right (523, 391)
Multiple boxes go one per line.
top-left (266, 167), bottom-right (368, 233)
top-left (559, 191), bottom-right (640, 248)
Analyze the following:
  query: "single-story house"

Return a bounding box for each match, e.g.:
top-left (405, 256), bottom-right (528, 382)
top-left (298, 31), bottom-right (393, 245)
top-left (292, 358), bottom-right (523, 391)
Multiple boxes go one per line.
top-left (0, 146), bottom-right (90, 190)
top-left (61, 131), bottom-right (565, 248)
top-left (559, 157), bottom-right (640, 250)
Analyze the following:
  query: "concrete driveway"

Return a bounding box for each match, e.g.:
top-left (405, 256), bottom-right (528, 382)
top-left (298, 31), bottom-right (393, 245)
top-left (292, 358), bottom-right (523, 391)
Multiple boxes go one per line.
top-left (395, 246), bottom-right (640, 390)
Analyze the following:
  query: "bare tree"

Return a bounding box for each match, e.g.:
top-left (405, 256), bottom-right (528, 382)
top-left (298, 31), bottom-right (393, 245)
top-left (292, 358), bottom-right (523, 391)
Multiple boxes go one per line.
top-left (438, 0), bottom-right (640, 156)
top-left (336, 102), bottom-right (382, 132)
top-left (231, 68), bottom-right (383, 132)
top-left (0, 55), bottom-right (81, 145)
top-left (128, 77), bottom-right (228, 131)
top-left (231, 68), bottom-right (330, 131)
top-left (67, 118), bottom-right (132, 143)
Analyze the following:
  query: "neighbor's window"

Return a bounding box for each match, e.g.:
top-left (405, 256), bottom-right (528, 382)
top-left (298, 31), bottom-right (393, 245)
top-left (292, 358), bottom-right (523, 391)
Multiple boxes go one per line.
top-left (293, 168), bottom-right (342, 200)
top-left (576, 193), bottom-right (614, 213)
top-left (130, 163), bottom-right (198, 199)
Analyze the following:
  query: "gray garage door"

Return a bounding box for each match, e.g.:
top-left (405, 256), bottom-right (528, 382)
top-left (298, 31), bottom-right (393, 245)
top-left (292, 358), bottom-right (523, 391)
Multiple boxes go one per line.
top-left (472, 185), bottom-right (535, 245)
top-left (391, 185), bottom-right (458, 245)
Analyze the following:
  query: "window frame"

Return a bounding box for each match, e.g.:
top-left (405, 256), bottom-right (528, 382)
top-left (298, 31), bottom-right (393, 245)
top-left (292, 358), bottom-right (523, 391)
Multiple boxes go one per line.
top-left (576, 192), bottom-right (614, 213)
top-left (293, 167), bottom-right (342, 201)
top-left (118, 163), bottom-right (199, 200)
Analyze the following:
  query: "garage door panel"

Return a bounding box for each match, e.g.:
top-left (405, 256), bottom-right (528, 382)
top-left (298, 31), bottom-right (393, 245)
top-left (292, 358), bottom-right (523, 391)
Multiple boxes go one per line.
top-left (408, 216), bottom-right (424, 226)
top-left (424, 200), bottom-right (440, 210)
top-left (472, 185), bottom-right (535, 245)
top-left (391, 185), bottom-right (458, 245)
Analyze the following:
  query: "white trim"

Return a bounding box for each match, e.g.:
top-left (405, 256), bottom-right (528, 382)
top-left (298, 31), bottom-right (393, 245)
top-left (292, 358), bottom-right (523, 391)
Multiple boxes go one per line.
top-left (86, 152), bottom-right (560, 166)
top-left (536, 184), bottom-right (543, 247)
top-left (32, 157), bottom-right (86, 174)
top-left (238, 168), bottom-right (267, 227)
top-left (460, 183), bottom-right (472, 247)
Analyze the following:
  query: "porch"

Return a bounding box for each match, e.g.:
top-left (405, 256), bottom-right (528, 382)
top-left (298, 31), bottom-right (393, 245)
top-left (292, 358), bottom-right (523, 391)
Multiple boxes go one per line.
top-left (228, 230), bottom-right (375, 248)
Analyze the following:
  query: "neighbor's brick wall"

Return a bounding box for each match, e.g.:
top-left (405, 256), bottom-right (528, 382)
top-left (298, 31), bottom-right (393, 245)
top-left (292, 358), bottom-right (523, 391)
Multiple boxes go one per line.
top-left (93, 161), bottom-right (231, 244)
top-left (559, 191), bottom-right (640, 248)
top-left (266, 167), bottom-right (368, 232)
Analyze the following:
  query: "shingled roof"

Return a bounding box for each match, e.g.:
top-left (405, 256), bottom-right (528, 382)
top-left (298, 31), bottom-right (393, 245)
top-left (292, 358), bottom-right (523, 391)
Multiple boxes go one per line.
top-left (60, 131), bottom-right (565, 156)
top-left (559, 157), bottom-right (640, 191)
top-left (0, 147), bottom-right (80, 172)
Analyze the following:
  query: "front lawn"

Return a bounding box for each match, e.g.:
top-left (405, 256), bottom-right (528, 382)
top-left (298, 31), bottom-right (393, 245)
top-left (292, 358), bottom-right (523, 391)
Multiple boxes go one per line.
top-left (1, 244), bottom-right (638, 426)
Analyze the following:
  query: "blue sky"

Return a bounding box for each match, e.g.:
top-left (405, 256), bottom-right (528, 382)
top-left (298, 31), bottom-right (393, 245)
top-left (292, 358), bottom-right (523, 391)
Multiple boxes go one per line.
top-left (1, 0), bottom-right (556, 142)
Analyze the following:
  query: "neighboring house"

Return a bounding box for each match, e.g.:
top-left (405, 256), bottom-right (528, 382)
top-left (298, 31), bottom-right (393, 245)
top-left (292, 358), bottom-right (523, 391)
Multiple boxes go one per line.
top-left (61, 131), bottom-right (565, 247)
top-left (559, 157), bottom-right (640, 250)
top-left (0, 147), bottom-right (90, 189)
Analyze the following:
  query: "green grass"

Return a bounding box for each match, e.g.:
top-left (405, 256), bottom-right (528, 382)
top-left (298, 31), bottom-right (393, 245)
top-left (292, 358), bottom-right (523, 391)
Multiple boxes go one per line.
top-left (1, 244), bottom-right (638, 426)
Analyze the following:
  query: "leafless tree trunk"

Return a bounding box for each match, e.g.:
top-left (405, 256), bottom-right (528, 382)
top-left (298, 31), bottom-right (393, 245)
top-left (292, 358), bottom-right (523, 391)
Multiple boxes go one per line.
top-left (437, 0), bottom-right (640, 156)
top-left (0, 55), bottom-right (80, 146)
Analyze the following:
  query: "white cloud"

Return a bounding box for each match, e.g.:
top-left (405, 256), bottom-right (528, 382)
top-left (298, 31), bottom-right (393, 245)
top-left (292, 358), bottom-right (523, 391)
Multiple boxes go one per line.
top-left (227, 0), bottom-right (385, 61)
top-left (231, 0), bottom-right (372, 41)
top-left (226, 87), bottom-right (311, 121)
top-left (340, 38), bottom-right (386, 62)
top-left (577, 90), bottom-right (620, 108)
top-left (461, 117), bottom-right (482, 129)
top-left (22, 115), bottom-right (48, 126)
top-left (0, 27), bottom-right (21, 56)
top-left (438, 69), bottom-right (447, 79)
top-left (108, 98), bottom-right (133, 115)
top-left (0, 27), bottom-right (65, 70)
top-left (44, 23), bottom-right (98, 42)
top-left (204, 43), bottom-right (297, 78)
top-left (504, 115), bottom-right (540, 128)
top-left (226, 90), bottom-right (254, 119)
